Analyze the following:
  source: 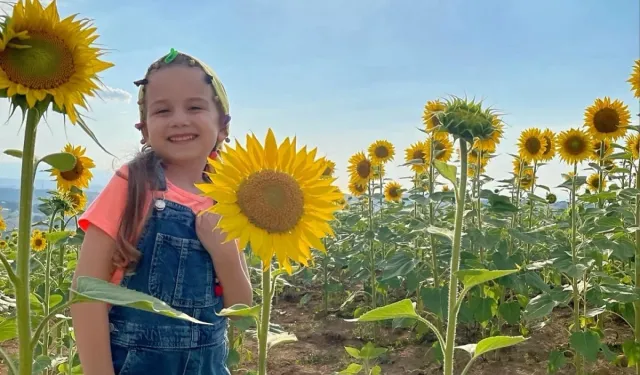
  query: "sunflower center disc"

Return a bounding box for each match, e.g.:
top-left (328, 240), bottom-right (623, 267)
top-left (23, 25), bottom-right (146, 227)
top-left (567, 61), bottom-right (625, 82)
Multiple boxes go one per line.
top-left (593, 108), bottom-right (620, 133)
top-left (237, 170), bottom-right (304, 233)
top-left (433, 141), bottom-right (446, 159)
top-left (374, 146), bottom-right (389, 158)
top-left (389, 187), bottom-right (400, 198)
top-left (413, 150), bottom-right (425, 162)
top-left (567, 136), bottom-right (586, 155)
top-left (0, 31), bottom-right (75, 90)
top-left (322, 167), bottom-right (332, 176)
top-left (525, 137), bottom-right (542, 154)
top-left (60, 161), bottom-right (85, 182)
top-left (356, 160), bottom-right (372, 179)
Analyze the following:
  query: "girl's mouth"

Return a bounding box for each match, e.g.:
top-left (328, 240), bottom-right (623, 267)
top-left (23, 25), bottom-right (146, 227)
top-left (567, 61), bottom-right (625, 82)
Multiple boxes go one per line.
top-left (168, 134), bottom-right (198, 143)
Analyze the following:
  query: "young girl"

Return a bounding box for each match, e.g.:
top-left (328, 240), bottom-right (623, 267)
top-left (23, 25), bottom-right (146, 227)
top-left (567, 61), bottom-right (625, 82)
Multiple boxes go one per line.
top-left (70, 50), bottom-right (253, 375)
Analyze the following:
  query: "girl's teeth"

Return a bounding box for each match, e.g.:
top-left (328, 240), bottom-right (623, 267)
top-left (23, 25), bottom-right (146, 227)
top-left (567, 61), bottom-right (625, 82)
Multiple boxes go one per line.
top-left (170, 135), bottom-right (196, 142)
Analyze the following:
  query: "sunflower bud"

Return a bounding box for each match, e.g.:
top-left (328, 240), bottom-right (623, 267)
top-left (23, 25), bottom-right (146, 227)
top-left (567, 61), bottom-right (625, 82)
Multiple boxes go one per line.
top-left (435, 97), bottom-right (501, 144)
top-left (546, 193), bottom-right (557, 204)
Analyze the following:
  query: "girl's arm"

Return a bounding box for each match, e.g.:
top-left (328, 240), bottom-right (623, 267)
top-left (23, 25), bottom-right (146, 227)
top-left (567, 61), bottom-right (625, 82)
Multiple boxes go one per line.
top-left (70, 226), bottom-right (117, 375)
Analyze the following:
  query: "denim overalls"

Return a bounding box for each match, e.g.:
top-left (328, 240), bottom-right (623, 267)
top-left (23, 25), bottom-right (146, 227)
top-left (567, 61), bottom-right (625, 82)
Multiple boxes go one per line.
top-left (108, 164), bottom-right (229, 375)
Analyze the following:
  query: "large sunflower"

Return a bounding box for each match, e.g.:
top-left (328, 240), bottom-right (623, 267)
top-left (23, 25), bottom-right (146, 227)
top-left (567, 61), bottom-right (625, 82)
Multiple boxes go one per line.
top-left (404, 141), bottom-right (429, 173)
top-left (196, 129), bottom-right (342, 273)
top-left (0, 0), bottom-right (114, 124)
top-left (626, 133), bottom-right (640, 159)
top-left (586, 173), bottom-right (605, 193)
top-left (348, 151), bottom-right (374, 186)
top-left (518, 128), bottom-right (548, 162)
top-left (589, 140), bottom-right (612, 161)
top-left (556, 128), bottom-right (592, 165)
top-left (583, 97), bottom-right (631, 141)
top-left (539, 129), bottom-right (556, 161)
top-left (628, 59), bottom-right (640, 98)
top-left (383, 181), bottom-right (403, 202)
top-left (348, 181), bottom-right (367, 197)
top-left (422, 99), bottom-right (445, 133)
top-left (368, 140), bottom-right (395, 165)
top-left (50, 144), bottom-right (95, 192)
top-left (426, 133), bottom-right (453, 163)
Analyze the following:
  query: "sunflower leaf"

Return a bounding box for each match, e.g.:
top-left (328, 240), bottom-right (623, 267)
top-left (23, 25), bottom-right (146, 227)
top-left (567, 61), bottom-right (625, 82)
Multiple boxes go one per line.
top-left (433, 160), bottom-right (457, 186)
top-left (40, 152), bottom-right (77, 172)
top-left (76, 117), bottom-right (115, 157)
top-left (3, 149), bottom-right (23, 159)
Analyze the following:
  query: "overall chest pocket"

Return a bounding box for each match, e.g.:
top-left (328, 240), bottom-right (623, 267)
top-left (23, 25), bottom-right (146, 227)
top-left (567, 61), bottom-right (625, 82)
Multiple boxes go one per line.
top-left (148, 233), bottom-right (215, 308)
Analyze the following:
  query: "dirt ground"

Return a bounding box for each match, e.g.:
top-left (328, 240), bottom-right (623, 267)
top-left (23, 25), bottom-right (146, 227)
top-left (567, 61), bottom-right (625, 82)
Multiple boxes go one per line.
top-left (0, 293), bottom-right (635, 375)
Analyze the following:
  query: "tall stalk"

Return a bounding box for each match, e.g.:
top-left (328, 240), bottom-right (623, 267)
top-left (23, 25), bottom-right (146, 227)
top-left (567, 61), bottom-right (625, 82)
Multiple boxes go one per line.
top-left (42, 209), bottom-right (59, 353)
top-left (443, 139), bottom-right (469, 375)
top-left (428, 139), bottom-right (439, 287)
top-left (367, 183), bottom-right (377, 311)
top-left (258, 263), bottom-right (272, 375)
top-left (16, 108), bottom-right (40, 375)
top-left (634, 115), bottom-right (640, 375)
top-left (475, 150), bottom-right (484, 263)
top-left (569, 163), bottom-right (584, 375)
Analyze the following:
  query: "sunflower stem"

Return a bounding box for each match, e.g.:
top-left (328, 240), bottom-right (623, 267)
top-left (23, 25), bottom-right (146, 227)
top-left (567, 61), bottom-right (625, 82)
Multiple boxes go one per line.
top-left (443, 139), bottom-right (468, 375)
top-left (475, 150), bottom-right (484, 264)
top-left (16, 108), bottom-right (40, 375)
top-left (367, 182), bottom-right (377, 339)
top-left (634, 113), bottom-right (640, 375)
top-left (42, 209), bottom-right (58, 355)
top-left (427, 137), bottom-right (441, 330)
top-left (570, 163), bottom-right (584, 375)
top-left (258, 262), bottom-right (272, 375)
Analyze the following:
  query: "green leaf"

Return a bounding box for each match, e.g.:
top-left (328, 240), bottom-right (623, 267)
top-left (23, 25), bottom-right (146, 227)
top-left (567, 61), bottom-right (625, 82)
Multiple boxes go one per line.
top-left (359, 342), bottom-right (387, 359)
top-left (39, 152), bottom-right (76, 172)
top-left (3, 149), bottom-right (23, 159)
top-left (420, 287), bottom-right (448, 319)
top-left (227, 348), bottom-right (240, 367)
top-left (267, 331), bottom-right (297, 350)
top-left (45, 231), bottom-right (74, 245)
top-left (0, 317), bottom-right (17, 342)
top-left (347, 299), bottom-right (419, 323)
top-left (71, 276), bottom-right (210, 325)
top-left (547, 350), bottom-right (567, 373)
top-left (48, 294), bottom-right (63, 309)
top-left (433, 160), bottom-right (457, 186)
top-left (523, 293), bottom-right (558, 320)
top-left (338, 363), bottom-right (363, 374)
top-left (370, 365), bottom-right (382, 375)
top-left (345, 346), bottom-right (361, 359)
top-left (457, 269), bottom-right (519, 290)
top-left (32, 355), bottom-right (52, 374)
top-left (623, 340), bottom-right (640, 367)
top-left (569, 330), bottom-right (601, 362)
top-left (498, 301), bottom-right (521, 325)
top-left (427, 226), bottom-right (454, 241)
top-left (218, 304), bottom-right (261, 320)
top-left (473, 335), bottom-right (527, 358)
top-left (600, 284), bottom-right (640, 304)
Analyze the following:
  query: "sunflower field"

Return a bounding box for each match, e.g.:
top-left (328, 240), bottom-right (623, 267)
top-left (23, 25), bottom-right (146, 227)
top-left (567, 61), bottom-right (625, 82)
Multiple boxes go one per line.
top-left (2, 1), bottom-right (640, 375)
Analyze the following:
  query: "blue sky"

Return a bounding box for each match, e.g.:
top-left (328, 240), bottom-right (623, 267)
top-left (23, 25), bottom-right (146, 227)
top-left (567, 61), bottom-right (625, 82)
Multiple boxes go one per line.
top-left (0, 0), bottom-right (638, 197)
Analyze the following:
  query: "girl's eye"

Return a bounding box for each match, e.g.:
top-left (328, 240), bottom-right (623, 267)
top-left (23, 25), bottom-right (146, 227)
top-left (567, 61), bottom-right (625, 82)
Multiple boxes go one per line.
top-left (189, 106), bottom-right (202, 111)
top-left (154, 109), bottom-right (169, 114)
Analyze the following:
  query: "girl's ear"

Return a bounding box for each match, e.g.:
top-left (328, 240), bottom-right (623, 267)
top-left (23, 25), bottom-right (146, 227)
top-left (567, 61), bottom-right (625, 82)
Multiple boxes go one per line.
top-left (217, 124), bottom-right (229, 144)
top-left (141, 126), bottom-right (150, 145)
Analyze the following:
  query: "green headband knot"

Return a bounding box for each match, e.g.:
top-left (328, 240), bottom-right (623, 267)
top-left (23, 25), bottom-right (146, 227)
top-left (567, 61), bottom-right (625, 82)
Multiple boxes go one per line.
top-left (164, 48), bottom-right (179, 63)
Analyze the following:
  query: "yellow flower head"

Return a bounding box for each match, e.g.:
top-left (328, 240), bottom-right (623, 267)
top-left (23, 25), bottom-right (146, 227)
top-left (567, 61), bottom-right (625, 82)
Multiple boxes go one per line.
top-left (540, 129), bottom-right (556, 161)
top-left (556, 128), bottom-right (592, 165)
top-left (626, 133), bottom-right (640, 159)
top-left (321, 159), bottom-right (336, 178)
top-left (628, 59), bottom-right (640, 98)
top-left (30, 231), bottom-right (47, 252)
top-left (0, 0), bottom-right (114, 124)
top-left (0, 214), bottom-right (5, 232)
top-left (0, 239), bottom-right (7, 250)
top-left (426, 133), bottom-right (453, 163)
top-left (50, 144), bottom-right (95, 192)
top-left (196, 129), bottom-right (342, 274)
top-left (348, 181), bottom-right (367, 197)
top-left (404, 141), bottom-right (429, 173)
top-left (64, 191), bottom-right (88, 216)
top-left (383, 181), bottom-right (403, 202)
top-left (518, 128), bottom-right (548, 163)
top-left (422, 99), bottom-right (445, 133)
top-left (441, 185), bottom-right (450, 192)
top-left (473, 115), bottom-right (504, 153)
top-left (368, 140), bottom-right (395, 165)
top-left (512, 158), bottom-right (530, 176)
top-left (586, 173), bottom-right (606, 193)
top-left (589, 140), bottom-right (613, 161)
top-left (348, 151), bottom-right (374, 186)
top-left (518, 168), bottom-right (536, 190)
top-left (584, 97), bottom-right (631, 141)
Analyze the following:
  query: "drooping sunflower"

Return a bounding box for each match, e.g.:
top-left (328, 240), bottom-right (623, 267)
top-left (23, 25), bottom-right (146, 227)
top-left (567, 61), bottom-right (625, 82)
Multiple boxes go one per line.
top-left (473, 115), bottom-right (504, 153)
top-left (540, 129), bottom-right (556, 161)
top-left (0, 240), bottom-right (7, 250)
top-left (583, 97), bottom-right (631, 141)
top-left (348, 181), bottom-right (367, 197)
top-left (422, 99), bottom-right (446, 133)
top-left (383, 181), bottom-right (403, 202)
top-left (468, 147), bottom-right (490, 169)
top-left (322, 159), bottom-right (336, 177)
top-left (518, 128), bottom-right (548, 163)
top-left (586, 173), bottom-right (606, 193)
top-left (628, 59), bottom-right (640, 98)
top-left (0, 0), bottom-right (114, 124)
top-left (518, 168), bottom-right (536, 190)
top-left (626, 133), bottom-right (640, 159)
top-left (556, 128), bottom-right (592, 165)
top-left (50, 144), bottom-right (95, 192)
top-left (64, 191), bottom-right (87, 216)
top-left (196, 129), bottom-right (342, 273)
top-left (404, 141), bottom-right (429, 173)
top-left (30, 231), bottom-right (47, 252)
top-left (426, 133), bottom-right (453, 163)
top-left (348, 151), bottom-right (374, 186)
top-left (589, 140), bottom-right (613, 161)
top-left (368, 140), bottom-right (395, 165)
top-left (512, 158), bottom-right (530, 176)
top-left (435, 96), bottom-right (503, 145)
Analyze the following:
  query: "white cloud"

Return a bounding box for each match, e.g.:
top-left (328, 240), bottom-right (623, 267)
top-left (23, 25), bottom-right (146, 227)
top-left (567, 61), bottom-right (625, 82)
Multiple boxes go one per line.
top-left (95, 85), bottom-right (132, 104)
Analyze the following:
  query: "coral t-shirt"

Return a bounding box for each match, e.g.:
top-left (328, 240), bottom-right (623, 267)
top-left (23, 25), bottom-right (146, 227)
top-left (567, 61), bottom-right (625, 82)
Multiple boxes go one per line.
top-left (78, 165), bottom-right (214, 285)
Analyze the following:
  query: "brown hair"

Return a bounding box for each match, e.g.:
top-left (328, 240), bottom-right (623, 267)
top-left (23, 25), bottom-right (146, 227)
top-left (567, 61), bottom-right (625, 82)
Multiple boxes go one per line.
top-left (113, 53), bottom-right (229, 270)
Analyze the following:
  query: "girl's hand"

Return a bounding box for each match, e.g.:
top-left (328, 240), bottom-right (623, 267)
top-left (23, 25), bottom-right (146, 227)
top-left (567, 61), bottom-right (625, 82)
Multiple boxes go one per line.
top-left (195, 211), bottom-right (227, 256)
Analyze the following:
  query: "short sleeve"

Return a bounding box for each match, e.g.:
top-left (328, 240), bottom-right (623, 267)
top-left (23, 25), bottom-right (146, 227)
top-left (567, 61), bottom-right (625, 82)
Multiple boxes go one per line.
top-left (78, 166), bottom-right (128, 240)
